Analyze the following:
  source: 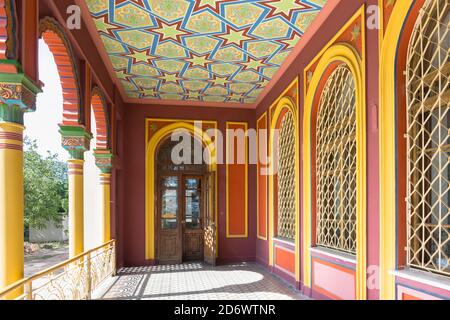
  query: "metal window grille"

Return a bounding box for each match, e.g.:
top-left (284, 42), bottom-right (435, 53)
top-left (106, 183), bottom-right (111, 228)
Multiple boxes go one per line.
top-left (316, 65), bottom-right (357, 254)
top-left (406, 0), bottom-right (450, 276)
top-left (277, 111), bottom-right (296, 240)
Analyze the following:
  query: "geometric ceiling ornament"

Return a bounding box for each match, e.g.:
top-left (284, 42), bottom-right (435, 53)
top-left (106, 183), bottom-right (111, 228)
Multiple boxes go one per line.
top-left (85, 0), bottom-right (327, 105)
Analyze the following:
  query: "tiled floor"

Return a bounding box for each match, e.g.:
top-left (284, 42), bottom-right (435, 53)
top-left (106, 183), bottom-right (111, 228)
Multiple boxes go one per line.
top-left (96, 262), bottom-right (307, 300)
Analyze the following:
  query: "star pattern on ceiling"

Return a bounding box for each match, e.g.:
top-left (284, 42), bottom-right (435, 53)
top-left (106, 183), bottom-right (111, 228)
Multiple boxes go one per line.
top-left (86, 0), bottom-right (327, 104)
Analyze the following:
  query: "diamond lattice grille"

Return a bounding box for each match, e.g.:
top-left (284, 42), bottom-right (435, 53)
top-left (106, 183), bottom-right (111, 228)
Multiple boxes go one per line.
top-left (316, 65), bottom-right (357, 254)
top-left (406, 0), bottom-right (450, 276)
top-left (277, 111), bottom-right (296, 240)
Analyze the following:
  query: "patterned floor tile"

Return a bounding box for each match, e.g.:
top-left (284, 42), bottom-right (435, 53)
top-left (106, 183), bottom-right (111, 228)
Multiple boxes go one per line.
top-left (97, 262), bottom-right (306, 300)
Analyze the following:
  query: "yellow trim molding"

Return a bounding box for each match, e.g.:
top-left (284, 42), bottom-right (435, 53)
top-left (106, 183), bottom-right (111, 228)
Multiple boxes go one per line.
top-left (378, 0), bottom-right (385, 51)
top-left (257, 112), bottom-right (268, 241)
top-left (225, 121), bottom-right (249, 238)
top-left (145, 119), bottom-right (217, 260)
top-left (100, 173), bottom-right (111, 244)
top-left (303, 41), bottom-right (367, 299)
top-left (268, 94), bottom-right (300, 282)
top-left (379, 0), bottom-right (414, 300)
top-left (68, 159), bottom-right (85, 258)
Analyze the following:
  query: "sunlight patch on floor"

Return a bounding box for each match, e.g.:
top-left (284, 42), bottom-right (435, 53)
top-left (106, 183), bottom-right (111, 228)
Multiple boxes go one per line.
top-left (96, 263), bottom-right (306, 300)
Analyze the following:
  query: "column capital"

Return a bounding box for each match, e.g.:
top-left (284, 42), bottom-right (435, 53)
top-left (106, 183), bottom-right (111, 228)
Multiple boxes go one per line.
top-left (0, 71), bottom-right (42, 124)
top-left (93, 149), bottom-right (114, 174)
top-left (59, 125), bottom-right (92, 160)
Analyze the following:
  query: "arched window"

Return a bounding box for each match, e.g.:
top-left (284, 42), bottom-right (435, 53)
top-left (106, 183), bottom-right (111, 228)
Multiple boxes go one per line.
top-left (316, 65), bottom-right (357, 254)
top-left (277, 111), bottom-right (296, 240)
top-left (406, 0), bottom-right (449, 276)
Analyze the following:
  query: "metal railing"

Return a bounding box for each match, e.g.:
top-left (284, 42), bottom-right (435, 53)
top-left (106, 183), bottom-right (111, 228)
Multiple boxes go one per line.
top-left (0, 240), bottom-right (116, 300)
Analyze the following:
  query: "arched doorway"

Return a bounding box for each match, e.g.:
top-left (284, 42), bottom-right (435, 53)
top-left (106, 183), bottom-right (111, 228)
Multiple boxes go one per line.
top-left (154, 134), bottom-right (215, 265)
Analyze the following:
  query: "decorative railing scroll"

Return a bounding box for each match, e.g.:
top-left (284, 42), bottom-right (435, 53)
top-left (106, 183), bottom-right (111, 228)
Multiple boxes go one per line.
top-left (0, 240), bottom-right (116, 300)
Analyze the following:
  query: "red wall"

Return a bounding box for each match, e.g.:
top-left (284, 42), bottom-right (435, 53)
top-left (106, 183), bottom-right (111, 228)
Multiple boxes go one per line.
top-left (254, 0), bottom-right (381, 299)
top-left (120, 104), bottom-right (257, 266)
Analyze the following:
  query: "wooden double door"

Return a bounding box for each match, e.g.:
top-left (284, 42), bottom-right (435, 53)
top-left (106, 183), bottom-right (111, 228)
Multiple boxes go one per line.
top-left (156, 173), bottom-right (215, 265)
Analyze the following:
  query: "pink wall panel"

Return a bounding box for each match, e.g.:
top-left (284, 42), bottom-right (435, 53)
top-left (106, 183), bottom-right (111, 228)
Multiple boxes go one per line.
top-left (312, 259), bottom-right (356, 300)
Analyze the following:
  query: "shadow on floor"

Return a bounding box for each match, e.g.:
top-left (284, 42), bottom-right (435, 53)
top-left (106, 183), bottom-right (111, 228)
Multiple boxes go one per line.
top-left (98, 262), bottom-right (307, 301)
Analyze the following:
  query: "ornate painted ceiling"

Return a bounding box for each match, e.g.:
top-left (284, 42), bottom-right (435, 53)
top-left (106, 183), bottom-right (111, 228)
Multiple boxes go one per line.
top-left (85, 0), bottom-right (327, 105)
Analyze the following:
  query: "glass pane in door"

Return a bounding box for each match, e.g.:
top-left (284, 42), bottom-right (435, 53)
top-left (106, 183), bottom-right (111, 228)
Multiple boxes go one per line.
top-left (161, 176), bottom-right (178, 230)
top-left (185, 178), bottom-right (201, 229)
top-left (163, 176), bottom-right (178, 188)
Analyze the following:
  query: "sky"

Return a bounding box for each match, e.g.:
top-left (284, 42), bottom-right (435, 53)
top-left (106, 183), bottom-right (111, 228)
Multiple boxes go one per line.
top-left (24, 40), bottom-right (68, 162)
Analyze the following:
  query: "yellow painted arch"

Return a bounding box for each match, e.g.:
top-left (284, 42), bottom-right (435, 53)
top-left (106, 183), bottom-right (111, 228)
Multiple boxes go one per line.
top-left (145, 121), bottom-right (217, 260)
top-left (302, 43), bottom-right (367, 299)
top-left (268, 97), bottom-right (301, 282)
top-left (379, 0), bottom-right (414, 300)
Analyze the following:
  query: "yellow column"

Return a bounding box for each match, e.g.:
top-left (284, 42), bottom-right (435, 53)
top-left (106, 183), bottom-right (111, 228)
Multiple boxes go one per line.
top-left (0, 122), bottom-right (24, 294)
top-left (60, 126), bottom-right (91, 258)
top-left (68, 159), bottom-right (85, 257)
top-left (99, 173), bottom-right (111, 243)
top-left (94, 150), bottom-right (113, 245)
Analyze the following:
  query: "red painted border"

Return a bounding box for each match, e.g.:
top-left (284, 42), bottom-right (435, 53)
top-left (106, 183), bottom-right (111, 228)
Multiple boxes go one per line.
top-left (91, 87), bottom-right (109, 149)
top-left (227, 122), bottom-right (248, 237)
top-left (40, 17), bottom-right (81, 126)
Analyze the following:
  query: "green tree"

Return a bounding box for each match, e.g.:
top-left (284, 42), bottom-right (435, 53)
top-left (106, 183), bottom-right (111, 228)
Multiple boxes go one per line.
top-left (24, 137), bottom-right (68, 230)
